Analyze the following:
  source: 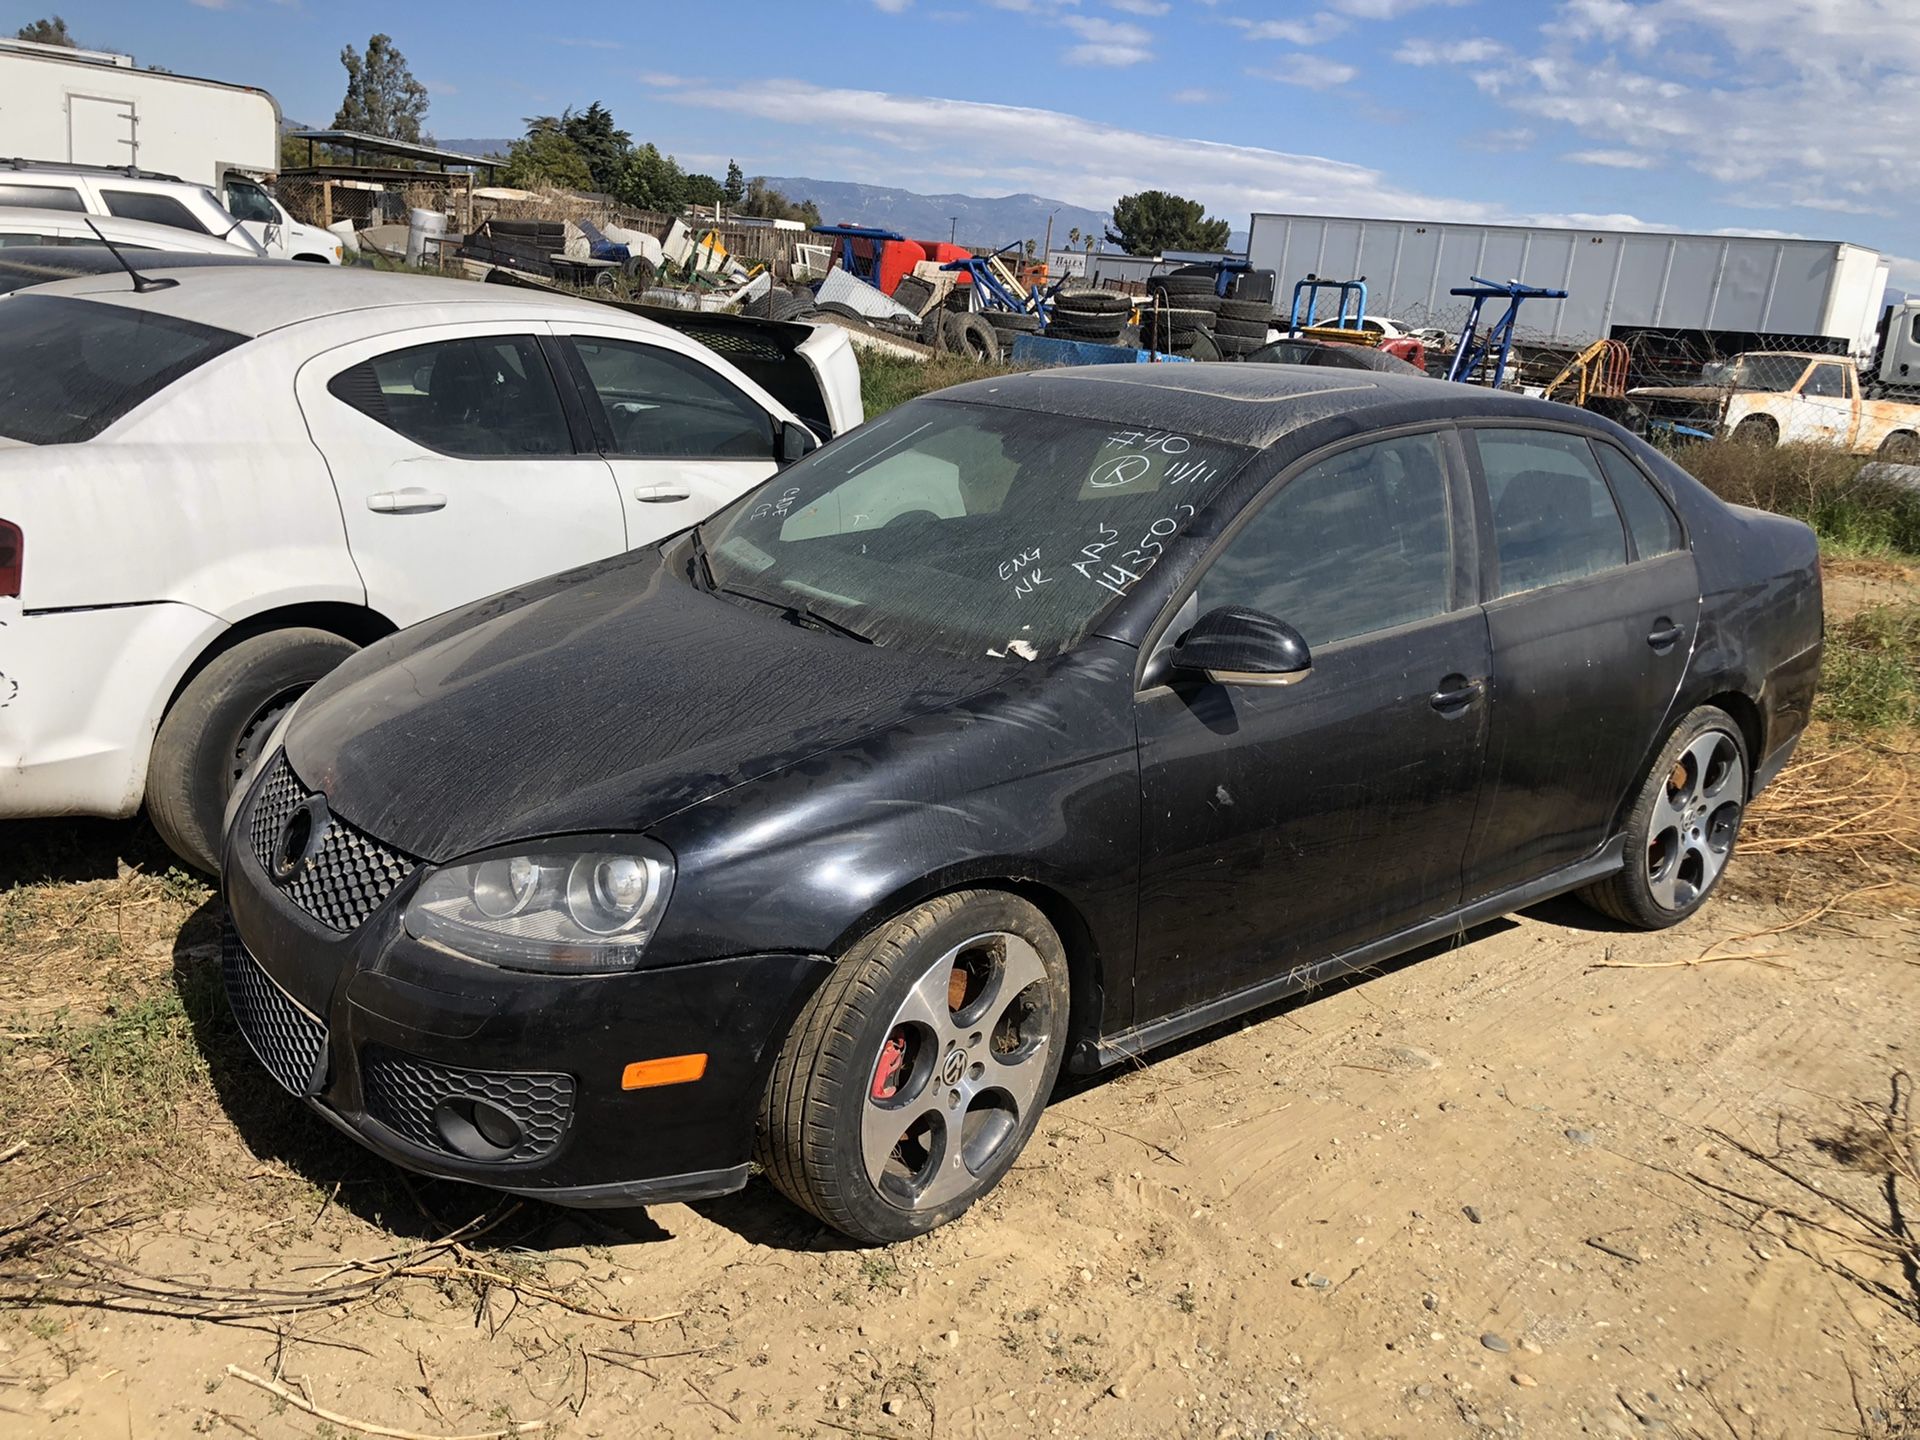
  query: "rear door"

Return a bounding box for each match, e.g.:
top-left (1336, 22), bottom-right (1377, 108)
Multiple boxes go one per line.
top-left (550, 327), bottom-right (787, 544)
top-left (296, 323), bottom-right (627, 626)
top-left (1458, 426), bottom-right (1697, 900)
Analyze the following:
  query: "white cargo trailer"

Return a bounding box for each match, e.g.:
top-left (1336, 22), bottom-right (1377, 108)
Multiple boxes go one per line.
top-left (1246, 212), bottom-right (1888, 358)
top-left (0, 37), bottom-right (278, 188)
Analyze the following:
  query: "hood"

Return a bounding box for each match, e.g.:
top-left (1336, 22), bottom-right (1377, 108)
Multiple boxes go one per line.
top-left (284, 549), bottom-right (1006, 862)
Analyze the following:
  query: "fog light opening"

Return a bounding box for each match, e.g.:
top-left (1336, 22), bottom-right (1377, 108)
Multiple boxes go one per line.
top-left (433, 1096), bottom-right (525, 1160)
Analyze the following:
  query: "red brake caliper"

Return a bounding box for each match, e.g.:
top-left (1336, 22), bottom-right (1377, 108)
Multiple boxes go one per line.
top-left (871, 1032), bottom-right (908, 1101)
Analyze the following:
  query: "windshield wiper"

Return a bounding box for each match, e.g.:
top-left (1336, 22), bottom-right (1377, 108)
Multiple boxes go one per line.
top-left (687, 525), bottom-right (717, 592)
top-left (784, 602), bottom-right (875, 644)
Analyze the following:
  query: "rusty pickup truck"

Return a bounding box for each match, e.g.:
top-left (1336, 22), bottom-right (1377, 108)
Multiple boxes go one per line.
top-left (1630, 351), bottom-right (1920, 461)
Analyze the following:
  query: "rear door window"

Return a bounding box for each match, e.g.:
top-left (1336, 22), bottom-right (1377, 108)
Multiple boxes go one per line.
top-left (0, 294), bottom-right (245, 444)
top-left (102, 190), bottom-right (208, 234)
top-left (1593, 444), bottom-right (1686, 560)
top-left (328, 335), bottom-right (574, 458)
top-left (1472, 429), bottom-right (1629, 597)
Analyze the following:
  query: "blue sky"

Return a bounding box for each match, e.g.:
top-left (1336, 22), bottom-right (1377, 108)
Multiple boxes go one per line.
top-left (20, 0), bottom-right (1919, 282)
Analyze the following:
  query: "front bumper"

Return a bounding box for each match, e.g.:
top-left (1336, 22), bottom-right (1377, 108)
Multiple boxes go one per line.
top-left (220, 757), bottom-right (830, 1206)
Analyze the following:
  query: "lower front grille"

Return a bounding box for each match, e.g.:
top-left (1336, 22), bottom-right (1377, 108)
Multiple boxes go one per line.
top-left (360, 1045), bottom-right (575, 1164)
top-left (245, 752), bottom-right (416, 933)
top-left (222, 924), bottom-right (328, 1096)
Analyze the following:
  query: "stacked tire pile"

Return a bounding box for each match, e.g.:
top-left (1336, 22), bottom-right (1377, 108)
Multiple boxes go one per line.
top-left (1141, 269), bottom-right (1220, 359)
top-left (1044, 290), bottom-right (1132, 347)
top-left (1212, 295), bottom-right (1275, 359)
top-left (984, 309), bottom-right (1042, 350)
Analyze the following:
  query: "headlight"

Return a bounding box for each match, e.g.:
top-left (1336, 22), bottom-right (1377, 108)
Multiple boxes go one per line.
top-left (403, 839), bottom-right (675, 973)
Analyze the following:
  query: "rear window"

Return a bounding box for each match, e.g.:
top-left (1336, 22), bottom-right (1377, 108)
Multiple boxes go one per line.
top-left (0, 182), bottom-right (86, 211)
top-left (0, 294), bottom-right (245, 444)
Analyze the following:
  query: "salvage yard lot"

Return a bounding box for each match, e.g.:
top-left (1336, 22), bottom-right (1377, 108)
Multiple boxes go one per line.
top-left (3, 502), bottom-right (1918, 1440)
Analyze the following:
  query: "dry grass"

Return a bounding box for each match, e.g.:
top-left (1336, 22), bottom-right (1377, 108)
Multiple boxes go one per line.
top-left (1675, 439), bottom-right (1920, 557)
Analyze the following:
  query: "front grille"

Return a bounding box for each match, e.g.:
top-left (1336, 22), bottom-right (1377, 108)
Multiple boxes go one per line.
top-left (246, 752), bottom-right (415, 933)
top-left (222, 924), bottom-right (328, 1096)
top-left (360, 1045), bottom-right (575, 1164)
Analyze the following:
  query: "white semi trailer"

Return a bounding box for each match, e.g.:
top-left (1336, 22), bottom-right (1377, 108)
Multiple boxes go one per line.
top-left (1245, 212), bottom-right (1889, 372)
top-left (0, 36), bottom-right (279, 189)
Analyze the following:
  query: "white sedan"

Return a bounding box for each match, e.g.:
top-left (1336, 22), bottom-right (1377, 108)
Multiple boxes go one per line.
top-left (0, 264), bottom-right (862, 870)
top-left (0, 206), bottom-right (267, 255)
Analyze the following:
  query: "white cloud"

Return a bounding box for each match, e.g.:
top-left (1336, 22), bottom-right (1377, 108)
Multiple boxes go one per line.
top-left (556, 37), bottom-right (623, 49)
top-left (1106, 0), bottom-right (1170, 12)
top-left (1393, 37), bottom-right (1506, 65)
top-left (1249, 58), bottom-right (1358, 89)
top-left (1328, 0), bottom-right (1467, 15)
top-left (1563, 147), bottom-right (1657, 168)
top-left (1561, 0), bottom-right (1660, 49)
top-left (1170, 86), bottom-right (1224, 104)
top-left (1060, 14), bottom-right (1153, 65)
top-left (1463, 126), bottom-right (1536, 152)
top-left (872, 0), bottom-right (913, 9)
top-left (1232, 13), bottom-right (1348, 44)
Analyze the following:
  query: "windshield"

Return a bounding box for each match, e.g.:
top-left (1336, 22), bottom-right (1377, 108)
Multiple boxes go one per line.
top-left (701, 398), bottom-right (1254, 661)
top-left (1717, 354), bottom-right (1809, 392)
top-left (0, 294), bottom-right (245, 444)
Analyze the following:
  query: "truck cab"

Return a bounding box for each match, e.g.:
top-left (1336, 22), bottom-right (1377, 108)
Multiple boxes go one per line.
top-left (1632, 350), bottom-right (1920, 461)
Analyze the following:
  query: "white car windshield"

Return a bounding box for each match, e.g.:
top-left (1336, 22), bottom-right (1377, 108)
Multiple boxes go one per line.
top-left (701, 397), bottom-right (1254, 661)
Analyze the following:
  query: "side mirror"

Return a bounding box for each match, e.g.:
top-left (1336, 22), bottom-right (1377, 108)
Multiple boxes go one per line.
top-left (1170, 606), bottom-right (1312, 686)
top-left (778, 419), bottom-right (820, 465)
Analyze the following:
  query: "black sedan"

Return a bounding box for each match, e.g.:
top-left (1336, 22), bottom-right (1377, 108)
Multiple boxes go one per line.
top-left (220, 365), bottom-right (1822, 1245)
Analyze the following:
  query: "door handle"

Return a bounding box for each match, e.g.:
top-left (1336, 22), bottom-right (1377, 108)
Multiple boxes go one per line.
top-left (1647, 619), bottom-right (1684, 651)
top-left (366, 488), bottom-right (447, 514)
top-left (1429, 676), bottom-right (1484, 713)
top-left (633, 484), bottom-right (691, 504)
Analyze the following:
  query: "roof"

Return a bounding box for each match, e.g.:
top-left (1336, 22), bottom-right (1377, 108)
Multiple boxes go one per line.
top-left (287, 131), bottom-right (494, 169)
top-left (935, 363), bottom-right (1557, 450)
top-left (20, 264), bottom-right (636, 337)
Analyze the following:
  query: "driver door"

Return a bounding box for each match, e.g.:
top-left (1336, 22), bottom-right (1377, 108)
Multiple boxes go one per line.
top-left (222, 174), bottom-right (289, 257)
top-left (1132, 429), bottom-right (1490, 1023)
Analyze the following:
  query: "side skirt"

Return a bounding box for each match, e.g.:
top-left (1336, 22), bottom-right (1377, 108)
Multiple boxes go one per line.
top-left (1083, 837), bottom-right (1626, 1071)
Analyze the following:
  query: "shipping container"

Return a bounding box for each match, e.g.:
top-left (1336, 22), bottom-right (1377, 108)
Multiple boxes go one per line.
top-left (0, 37), bottom-right (279, 188)
top-left (1246, 212), bottom-right (1888, 357)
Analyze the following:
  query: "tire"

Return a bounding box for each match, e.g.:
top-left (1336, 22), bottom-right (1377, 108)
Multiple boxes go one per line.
top-left (1151, 289), bottom-right (1221, 316)
top-left (817, 301), bottom-right (868, 324)
top-left (944, 313), bottom-right (1002, 362)
top-left (1177, 331), bottom-right (1222, 361)
top-left (1876, 430), bottom-right (1920, 463)
top-left (1576, 706), bottom-right (1750, 930)
top-left (919, 310), bottom-right (950, 351)
top-left (1051, 289), bottom-right (1131, 317)
top-left (1214, 316), bottom-right (1270, 340)
top-left (1152, 275), bottom-right (1217, 299)
top-left (984, 310), bottom-right (1042, 335)
top-left (1219, 298), bottom-right (1273, 324)
top-left (1731, 415), bottom-right (1777, 448)
top-left (1046, 317), bottom-right (1126, 341)
top-left (758, 890), bottom-right (1070, 1244)
top-left (147, 628), bottom-right (358, 874)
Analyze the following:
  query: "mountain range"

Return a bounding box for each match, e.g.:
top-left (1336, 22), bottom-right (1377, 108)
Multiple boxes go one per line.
top-left (435, 146), bottom-right (1112, 250)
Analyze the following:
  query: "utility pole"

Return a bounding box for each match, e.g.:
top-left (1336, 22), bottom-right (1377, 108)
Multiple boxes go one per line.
top-left (949, 216), bottom-right (958, 244)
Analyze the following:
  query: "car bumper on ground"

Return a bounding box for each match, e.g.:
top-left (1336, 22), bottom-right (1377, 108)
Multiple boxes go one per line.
top-left (220, 752), bottom-right (831, 1206)
top-left (0, 599), bottom-right (222, 819)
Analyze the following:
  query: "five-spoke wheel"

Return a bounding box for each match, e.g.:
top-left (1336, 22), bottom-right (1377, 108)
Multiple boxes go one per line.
top-left (1579, 705), bottom-right (1750, 929)
top-left (759, 891), bottom-right (1069, 1244)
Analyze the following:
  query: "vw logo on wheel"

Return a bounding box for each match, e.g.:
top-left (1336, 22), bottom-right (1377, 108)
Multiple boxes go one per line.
top-left (940, 1047), bottom-right (968, 1088)
top-left (271, 796), bottom-right (329, 883)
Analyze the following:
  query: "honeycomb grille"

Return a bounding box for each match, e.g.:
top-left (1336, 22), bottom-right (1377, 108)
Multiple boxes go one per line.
top-left (360, 1045), bottom-right (575, 1163)
top-left (246, 753), bottom-right (415, 933)
top-left (222, 923), bottom-right (328, 1096)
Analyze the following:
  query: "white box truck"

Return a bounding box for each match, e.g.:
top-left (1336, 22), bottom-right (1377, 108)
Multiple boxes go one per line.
top-left (1246, 211), bottom-right (1889, 382)
top-left (0, 36), bottom-right (279, 188)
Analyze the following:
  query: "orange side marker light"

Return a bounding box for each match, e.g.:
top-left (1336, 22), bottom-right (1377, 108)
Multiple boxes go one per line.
top-left (621, 1053), bottom-right (708, 1090)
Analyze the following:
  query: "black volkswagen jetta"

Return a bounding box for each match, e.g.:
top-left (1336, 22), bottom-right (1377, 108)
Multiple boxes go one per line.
top-left (222, 365), bottom-right (1821, 1245)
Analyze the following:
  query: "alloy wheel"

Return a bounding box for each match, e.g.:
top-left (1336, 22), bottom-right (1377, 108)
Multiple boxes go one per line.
top-left (861, 931), bottom-right (1059, 1211)
top-left (1645, 729), bottom-right (1745, 911)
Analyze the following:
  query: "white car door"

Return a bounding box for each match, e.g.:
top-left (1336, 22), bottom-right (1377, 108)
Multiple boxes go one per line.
top-left (548, 327), bottom-right (790, 543)
top-left (295, 323), bottom-right (628, 627)
top-left (222, 175), bottom-right (292, 258)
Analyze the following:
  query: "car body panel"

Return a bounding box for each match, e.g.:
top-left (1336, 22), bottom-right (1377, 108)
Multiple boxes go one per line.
top-left (0, 205), bottom-right (262, 255)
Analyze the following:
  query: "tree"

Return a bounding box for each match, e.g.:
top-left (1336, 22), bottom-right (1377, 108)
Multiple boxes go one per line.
top-left (332, 34), bottom-right (429, 143)
top-left (15, 15), bottom-right (75, 45)
top-left (499, 128), bottom-right (593, 191)
top-left (1105, 190), bottom-right (1231, 257)
top-left (736, 176), bottom-right (818, 225)
top-left (723, 160), bottom-right (745, 207)
top-left (1067, 226), bottom-right (1082, 249)
top-left (683, 172), bottom-right (725, 208)
top-left (559, 102), bottom-right (630, 194)
top-left (614, 143), bottom-right (686, 213)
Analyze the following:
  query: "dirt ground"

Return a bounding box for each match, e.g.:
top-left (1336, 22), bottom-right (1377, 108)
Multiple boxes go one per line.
top-left (2, 561), bottom-right (1916, 1440)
